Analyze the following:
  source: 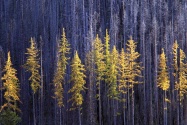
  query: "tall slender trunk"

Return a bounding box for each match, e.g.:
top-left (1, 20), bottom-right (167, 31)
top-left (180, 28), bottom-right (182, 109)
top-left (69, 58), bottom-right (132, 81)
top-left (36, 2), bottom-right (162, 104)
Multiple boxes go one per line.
top-left (40, 37), bottom-right (44, 125)
top-left (33, 93), bottom-right (36, 125)
top-left (123, 94), bottom-right (126, 125)
top-left (164, 90), bottom-right (167, 125)
top-left (54, 99), bottom-right (57, 125)
top-left (132, 86), bottom-right (134, 125)
top-left (177, 92), bottom-right (180, 125)
top-left (60, 108), bottom-right (62, 125)
top-left (113, 99), bottom-right (116, 125)
top-left (99, 80), bottom-right (102, 125)
top-left (79, 106), bottom-right (82, 125)
top-left (127, 85), bottom-right (130, 125)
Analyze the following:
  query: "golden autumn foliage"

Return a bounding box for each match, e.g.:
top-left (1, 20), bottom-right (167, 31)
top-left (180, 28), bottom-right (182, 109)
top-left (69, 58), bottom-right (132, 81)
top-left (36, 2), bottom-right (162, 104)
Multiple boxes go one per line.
top-left (94, 34), bottom-right (105, 84)
top-left (69, 51), bottom-right (86, 108)
top-left (25, 38), bottom-right (40, 94)
top-left (118, 48), bottom-right (129, 94)
top-left (157, 48), bottom-right (170, 91)
top-left (1, 52), bottom-right (20, 111)
top-left (53, 28), bottom-right (70, 107)
top-left (107, 46), bottom-right (119, 99)
top-left (175, 49), bottom-right (187, 102)
top-left (126, 37), bottom-right (142, 88)
top-left (172, 40), bottom-right (179, 77)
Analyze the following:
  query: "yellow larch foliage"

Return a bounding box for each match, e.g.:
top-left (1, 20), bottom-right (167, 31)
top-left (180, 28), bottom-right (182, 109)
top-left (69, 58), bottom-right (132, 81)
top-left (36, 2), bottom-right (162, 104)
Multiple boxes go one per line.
top-left (107, 46), bottom-right (119, 99)
top-left (118, 48), bottom-right (129, 94)
top-left (175, 49), bottom-right (187, 102)
top-left (157, 48), bottom-right (170, 91)
top-left (53, 59), bottom-right (64, 107)
top-left (25, 37), bottom-right (40, 94)
top-left (126, 37), bottom-right (142, 88)
top-left (1, 52), bottom-right (20, 111)
top-left (94, 34), bottom-right (105, 83)
top-left (53, 28), bottom-right (70, 107)
top-left (69, 51), bottom-right (86, 108)
top-left (59, 28), bottom-right (70, 78)
top-left (172, 40), bottom-right (179, 77)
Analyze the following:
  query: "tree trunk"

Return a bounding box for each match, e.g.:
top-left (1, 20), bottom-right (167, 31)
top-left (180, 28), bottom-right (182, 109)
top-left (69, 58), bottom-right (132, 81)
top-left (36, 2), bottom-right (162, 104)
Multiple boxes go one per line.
top-left (132, 87), bottom-right (134, 125)
top-left (60, 108), bottom-right (62, 125)
top-left (79, 106), bottom-right (82, 125)
top-left (33, 93), bottom-right (36, 125)
top-left (40, 36), bottom-right (44, 125)
top-left (113, 99), bottom-right (116, 125)
top-left (99, 81), bottom-right (102, 125)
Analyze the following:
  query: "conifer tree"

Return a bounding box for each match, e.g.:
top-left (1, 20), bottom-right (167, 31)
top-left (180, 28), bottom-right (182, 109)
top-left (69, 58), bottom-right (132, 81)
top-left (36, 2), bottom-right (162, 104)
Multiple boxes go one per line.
top-left (118, 48), bottom-right (128, 94)
top-left (1, 52), bottom-right (20, 111)
top-left (157, 48), bottom-right (170, 125)
top-left (107, 46), bottom-right (119, 99)
top-left (118, 48), bottom-right (129, 124)
top-left (24, 37), bottom-right (40, 125)
top-left (106, 45), bottom-right (119, 125)
top-left (175, 49), bottom-right (187, 102)
top-left (104, 29), bottom-right (111, 124)
top-left (172, 40), bottom-right (179, 79)
top-left (53, 28), bottom-right (70, 124)
top-left (25, 37), bottom-right (41, 94)
top-left (104, 30), bottom-right (110, 91)
top-left (126, 37), bottom-right (142, 125)
top-left (93, 34), bottom-right (105, 125)
top-left (157, 49), bottom-right (170, 91)
top-left (69, 51), bottom-right (86, 125)
top-left (0, 52), bottom-right (21, 125)
top-left (59, 28), bottom-right (70, 79)
top-left (105, 29), bottom-right (110, 66)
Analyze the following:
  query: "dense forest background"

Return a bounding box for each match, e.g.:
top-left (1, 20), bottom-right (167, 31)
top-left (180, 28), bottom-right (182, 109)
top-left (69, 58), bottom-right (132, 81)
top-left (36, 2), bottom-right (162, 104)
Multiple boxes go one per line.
top-left (1, 0), bottom-right (187, 125)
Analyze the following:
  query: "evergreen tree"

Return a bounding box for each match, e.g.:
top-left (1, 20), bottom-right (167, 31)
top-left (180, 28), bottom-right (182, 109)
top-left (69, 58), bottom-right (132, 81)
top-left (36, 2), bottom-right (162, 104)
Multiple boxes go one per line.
top-left (157, 48), bottom-right (170, 125)
top-left (69, 51), bottom-right (86, 125)
top-left (0, 52), bottom-right (21, 125)
top-left (24, 38), bottom-right (40, 125)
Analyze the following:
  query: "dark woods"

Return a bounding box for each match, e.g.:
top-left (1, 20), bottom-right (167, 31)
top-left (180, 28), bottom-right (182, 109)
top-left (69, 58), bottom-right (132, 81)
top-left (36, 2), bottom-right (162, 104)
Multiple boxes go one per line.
top-left (0, 0), bottom-right (187, 125)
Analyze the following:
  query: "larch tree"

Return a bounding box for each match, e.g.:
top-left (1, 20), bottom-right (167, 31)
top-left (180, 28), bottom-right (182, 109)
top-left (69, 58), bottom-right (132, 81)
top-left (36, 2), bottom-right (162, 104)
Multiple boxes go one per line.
top-left (107, 45), bottom-right (119, 99)
top-left (118, 48), bottom-right (129, 124)
top-left (175, 49), bottom-right (187, 124)
top-left (175, 49), bottom-right (187, 101)
top-left (24, 37), bottom-right (40, 125)
top-left (69, 51), bottom-right (86, 125)
top-left (0, 52), bottom-right (21, 125)
top-left (53, 28), bottom-right (70, 124)
top-left (172, 40), bottom-right (180, 124)
top-left (157, 48), bottom-right (170, 125)
top-left (104, 29), bottom-right (111, 124)
top-left (126, 37), bottom-right (142, 125)
top-left (107, 45), bottom-right (119, 125)
top-left (93, 34), bottom-right (105, 125)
